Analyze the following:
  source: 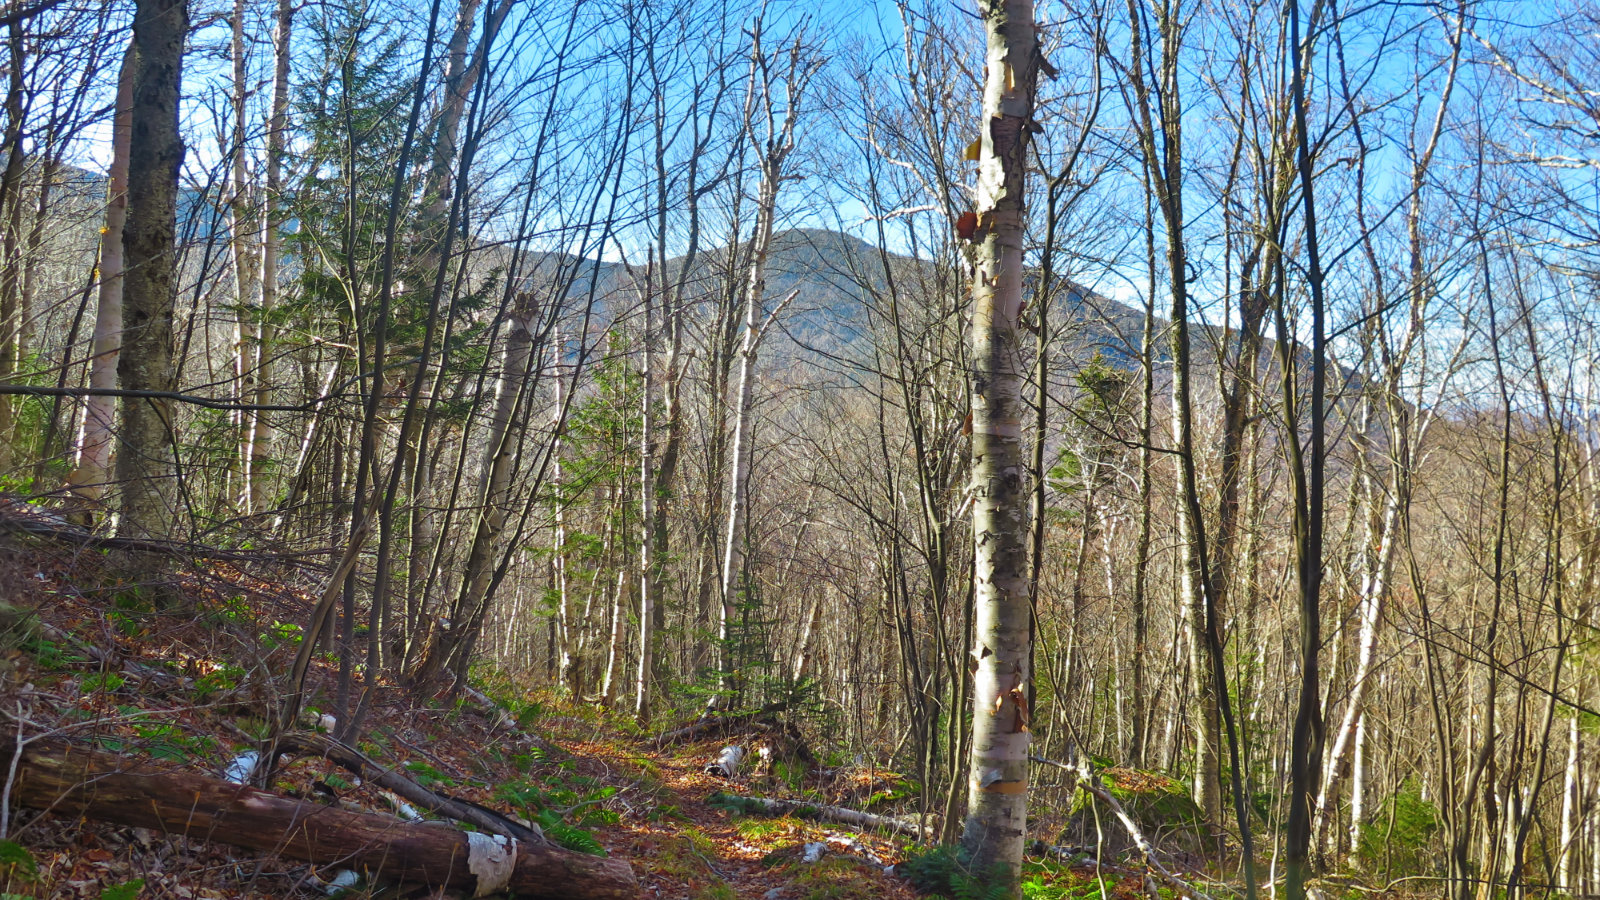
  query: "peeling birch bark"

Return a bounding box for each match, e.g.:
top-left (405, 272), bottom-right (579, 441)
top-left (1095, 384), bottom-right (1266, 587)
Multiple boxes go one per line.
top-left (959, 0), bottom-right (1038, 889)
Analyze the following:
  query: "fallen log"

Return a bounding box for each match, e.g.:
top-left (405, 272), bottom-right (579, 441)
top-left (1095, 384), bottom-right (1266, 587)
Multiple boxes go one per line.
top-left (708, 791), bottom-right (931, 839)
top-left (652, 702), bottom-right (787, 747)
top-left (4, 736), bottom-right (637, 899)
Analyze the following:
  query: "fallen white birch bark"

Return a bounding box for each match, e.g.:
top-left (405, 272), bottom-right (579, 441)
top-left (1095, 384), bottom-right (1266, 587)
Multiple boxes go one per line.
top-left (706, 745), bottom-right (746, 778)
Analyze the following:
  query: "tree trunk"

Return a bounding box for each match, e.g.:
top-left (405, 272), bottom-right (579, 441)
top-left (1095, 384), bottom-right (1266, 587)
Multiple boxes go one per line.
top-left (602, 566), bottom-right (627, 706)
top-left (1561, 716), bottom-right (1579, 894)
top-left (227, 0), bottom-right (263, 512)
top-left (0, 19), bottom-right (27, 469)
top-left (66, 39), bottom-right (135, 512)
top-left (244, 0), bottom-right (294, 514)
top-left (115, 0), bottom-right (189, 539)
top-left (414, 292), bottom-right (537, 686)
top-left (715, 182), bottom-right (774, 698)
top-left (635, 276), bottom-right (658, 721)
top-left (712, 22), bottom-right (814, 703)
top-left (1314, 483), bottom-right (1397, 861)
top-left (959, 0), bottom-right (1037, 890)
top-left (1282, 2), bottom-right (1331, 893)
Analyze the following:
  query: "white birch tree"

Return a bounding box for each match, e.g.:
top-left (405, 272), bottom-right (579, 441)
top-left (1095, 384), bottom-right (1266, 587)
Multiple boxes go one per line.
top-left (712, 16), bottom-right (816, 703)
top-left (64, 39), bottom-right (134, 516)
top-left (959, 0), bottom-right (1038, 890)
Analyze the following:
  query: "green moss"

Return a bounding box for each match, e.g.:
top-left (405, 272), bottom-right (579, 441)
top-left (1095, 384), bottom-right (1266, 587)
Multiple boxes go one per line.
top-left (790, 856), bottom-right (885, 900)
top-left (1068, 768), bottom-right (1202, 838)
top-left (735, 816), bottom-right (794, 840)
top-left (657, 827), bottom-right (737, 899)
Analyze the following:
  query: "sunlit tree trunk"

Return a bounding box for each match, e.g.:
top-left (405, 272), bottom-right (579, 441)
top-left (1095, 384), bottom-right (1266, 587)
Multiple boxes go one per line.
top-left (635, 275), bottom-right (658, 720)
top-left (413, 292), bottom-right (537, 686)
top-left (552, 346), bottom-right (574, 689)
top-left (958, 0), bottom-right (1036, 890)
top-left (1560, 716), bottom-right (1579, 894)
top-left (1348, 710), bottom-right (1366, 855)
top-left (66, 40), bottom-right (135, 514)
top-left (243, 0), bottom-right (294, 514)
top-left (714, 21), bottom-right (815, 702)
top-left (226, 0), bottom-right (263, 512)
top-left (115, 0), bottom-right (189, 539)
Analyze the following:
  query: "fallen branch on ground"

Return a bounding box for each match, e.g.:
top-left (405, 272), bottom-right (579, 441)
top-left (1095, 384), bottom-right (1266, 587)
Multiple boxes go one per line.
top-left (3, 734), bottom-right (637, 899)
top-left (457, 682), bottom-right (516, 731)
top-left (39, 624), bottom-right (188, 694)
top-left (652, 702), bottom-right (788, 747)
top-left (272, 731), bottom-right (543, 844)
top-left (1031, 754), bottom-right (1212, 900)
top-left (0, 499), bottom-right (323, 564)
top-left (708, 791), bottom-right (932, 839)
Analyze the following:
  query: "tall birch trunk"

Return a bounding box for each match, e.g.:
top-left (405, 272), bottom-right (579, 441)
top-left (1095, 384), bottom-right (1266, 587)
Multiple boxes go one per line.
top-left (1348, 710), bottom-right (1366, 855)
top-left (66, 40), bottom-right (136, 513)
top-left (959, 0), bottom-right (1036, 890)
top-left (635, 276), bottom-right (659, 722)
top-left (602, 567), bottom-right (627, 707)
top-left (244, 0), bottom-right (293, 514)
top-left (115, 0), bottom-right (189, 539)
top-left (1561, 717), bottom-right (1580, 894)
top-left (715, 231), bottom-right (765, 692)
top-left (713, 23), bottom-right (815, 703)
top-left (227, 0), bottom-right (263, 511)
top-left (552, 350), bottom-right (574, 689)
top-left (1314, 478), bottom-right (1398, 860)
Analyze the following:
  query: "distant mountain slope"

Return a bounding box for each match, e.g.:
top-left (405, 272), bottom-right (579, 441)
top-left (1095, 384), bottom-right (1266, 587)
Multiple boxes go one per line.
top-left (524, 226), bottom-right (1153, 377)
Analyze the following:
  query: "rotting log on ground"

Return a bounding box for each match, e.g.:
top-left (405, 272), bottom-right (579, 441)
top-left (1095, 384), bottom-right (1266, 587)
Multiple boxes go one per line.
top-left (2, 735), bottom-right (638, 899)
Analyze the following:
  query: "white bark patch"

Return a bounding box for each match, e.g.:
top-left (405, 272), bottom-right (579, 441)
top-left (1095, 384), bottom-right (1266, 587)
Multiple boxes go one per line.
top-left (320, 869), bottom-right (360, 895)
top-left (467, 832), bottom-right (516, 897)
top-left (223, 751), bottom-right (261, 785)
top-left (381, 790), bottom-right (423, 822)
top-left (706, 745), bottom-right (747, 778)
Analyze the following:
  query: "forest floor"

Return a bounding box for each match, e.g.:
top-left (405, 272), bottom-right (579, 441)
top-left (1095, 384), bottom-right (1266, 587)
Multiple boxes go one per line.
top-left (0, 521), bottom-right (1153, 900)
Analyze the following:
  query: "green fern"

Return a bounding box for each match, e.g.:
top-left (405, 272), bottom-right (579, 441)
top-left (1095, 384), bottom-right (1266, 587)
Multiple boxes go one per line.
top-left (536, 810), bottom-right (607, 856)
top-left (900, 845), bottom-right (1017, 900)
top-left (99, 880), bottom-right (145, 900)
